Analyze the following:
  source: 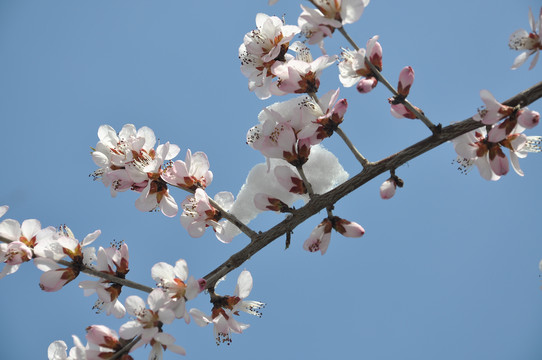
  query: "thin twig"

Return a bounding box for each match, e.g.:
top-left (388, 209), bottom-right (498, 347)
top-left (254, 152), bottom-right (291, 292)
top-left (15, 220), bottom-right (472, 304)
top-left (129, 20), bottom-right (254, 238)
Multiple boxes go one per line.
top-left (335, 126), bottom-right (371, 167)
top-left (336, 27), bottom-right (439, 134)
top-left (295, 165), bottom-right (315, 197)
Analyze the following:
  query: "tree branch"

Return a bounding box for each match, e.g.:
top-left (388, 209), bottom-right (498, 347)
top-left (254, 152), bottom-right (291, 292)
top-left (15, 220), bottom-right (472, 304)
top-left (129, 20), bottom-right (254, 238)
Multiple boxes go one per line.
top-left (202, 81), bottom-right (542, 287)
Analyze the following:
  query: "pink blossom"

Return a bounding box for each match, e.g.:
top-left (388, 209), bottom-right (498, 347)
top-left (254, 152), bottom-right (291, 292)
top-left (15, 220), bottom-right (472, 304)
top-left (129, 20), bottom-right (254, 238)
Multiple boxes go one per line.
top-left (0, 218), bottom-right (55, 279)
top-left (180, 189), bottom-right (234, 241)
top-left (338, 36), bottom-right (382, 92)
top-left (239, 13), bottom-right (300, 99)
top-left (509, 7), bottom-right (542, 70)
top-left (190, 270), bottom-right (264, 345)
top-left (161, 149), bottom-right (213, 191)
top-left (120, 289), bottom-right (185, 357)
top-left (79, 243), bottom-right (129, 318)
top-left (473, 90), bottom-right (513, 125)
top-left (151, 259), bottom-right (203, 323)
top-left (304, 216), bottom-right (365, 254)
top-left (303, 219), bottom-right (333, 255)
top-left (35, 227), bottom-right (100, 292)
top-left (271, 42), bottom-right (336, 95)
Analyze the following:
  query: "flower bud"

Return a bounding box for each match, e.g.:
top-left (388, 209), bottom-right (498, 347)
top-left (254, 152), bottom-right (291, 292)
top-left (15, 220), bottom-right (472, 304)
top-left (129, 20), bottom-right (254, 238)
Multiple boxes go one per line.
top-left (332, 217), bottom-right (365, 238)
top-left (517, 108), bottom-right (540, 129)
top-left (397, 66), bottom-right (415, 97)
top-left (357, 76), bottom-right (378, 93)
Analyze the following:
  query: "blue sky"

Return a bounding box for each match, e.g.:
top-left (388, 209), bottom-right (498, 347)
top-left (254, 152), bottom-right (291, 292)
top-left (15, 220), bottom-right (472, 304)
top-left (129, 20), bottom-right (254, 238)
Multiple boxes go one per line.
top-left (1, 0), bottom-right (542, 359)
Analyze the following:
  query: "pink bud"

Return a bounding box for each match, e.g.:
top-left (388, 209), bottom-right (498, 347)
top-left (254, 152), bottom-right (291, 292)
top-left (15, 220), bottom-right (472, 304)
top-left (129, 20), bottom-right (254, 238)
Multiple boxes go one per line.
top-left (489, 147), bottom-right (509, 176)
top-left (517, 109), bottom-right (540, 129)
top-left (397, 66), bottom-right (415, 96)
top-left (390, 103), bottom-right (417, 119)
top-left (253, 193), bottom-right (289, 212)
top-left (197, 278), bottom-right (207, 292)
top-left (86, 325), bottom-right (119, 348)
top-left (332, 217), bottom-right (365, 238)
top-left (357, 77), bottom-right (378, 93)
top-left (379, 179), bottom-right (396, 199)
top-left (366, 36), bottom-right (383, 70)
top-left (332, 99), bottom-right (348, 121)
top-left (274, 166), bottom-right (306, 195)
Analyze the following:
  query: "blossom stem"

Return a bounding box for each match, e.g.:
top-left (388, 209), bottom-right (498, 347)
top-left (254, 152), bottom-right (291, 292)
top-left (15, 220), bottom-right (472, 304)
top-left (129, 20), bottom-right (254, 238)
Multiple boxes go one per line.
top-left (337, 26), bottom-right (440, 134)
top-left (308, 92), bottom-right (371, 167)
top-left (335, 126), bottom-right (371, 167)
top-left (0, 236), bottom-right (153, 293)
top-left (110, 335), bottom-right (142, 360)
top-left (295, 165), bottom-right (315, 197)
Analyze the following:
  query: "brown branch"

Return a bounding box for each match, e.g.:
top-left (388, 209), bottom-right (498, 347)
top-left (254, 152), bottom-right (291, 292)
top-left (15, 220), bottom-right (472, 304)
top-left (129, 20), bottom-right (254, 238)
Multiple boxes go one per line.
top-left (202, 81), bottom-right (542, 288)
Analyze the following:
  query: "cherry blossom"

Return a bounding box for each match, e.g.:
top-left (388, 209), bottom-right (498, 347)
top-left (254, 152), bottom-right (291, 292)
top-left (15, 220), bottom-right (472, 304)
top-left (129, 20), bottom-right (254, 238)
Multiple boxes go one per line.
top-left (247, 95), bottom-right (325, 166)
top-left (79, 243), bottom-right (129, 318)
top-left (338, 35), bottom-right (382, 92)
top-left (120, 289), bottom-right (185, 356)
top-left (452, 126), bottom-right (542, 180)
top-left (190, 270), bottom-right (264, 345)
top-left (151, 258), bottom-right (204, 323)
top-left (0, 218), bottom-right (55, 278)
top-left (133, 142), bottom-right (180, 217)
top-left (91, 124), bottom-right (156, 197)
top-left (473, 90), bottom-right (514, 125)
top-left (161, 149), bottom-right (213, 191)
top-left (239, 13), bottom-right (300, 99)
top-left (91, 124), bottom-right (181, 217)
top-left (509, 7), bottom-right (542, 70)
top-left (303, 218), bottom-right (333, 255)
top-left (35, 227), bottom-right (100, 292)
top-left (298, 0), bottom-right (370, 48)
top-left (180, 188), bottom-right (234, 241)
top-left (304, 216), bottom-right (365, 255)
top-left (271, 42), bottom-right (336, 95)
top-left (310, 89), bottom-right (348, 142)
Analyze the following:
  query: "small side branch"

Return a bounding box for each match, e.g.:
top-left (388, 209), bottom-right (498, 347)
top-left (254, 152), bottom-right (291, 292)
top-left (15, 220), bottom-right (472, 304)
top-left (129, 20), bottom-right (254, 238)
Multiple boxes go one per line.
top-left (335, 126), bottom-right (371, 167)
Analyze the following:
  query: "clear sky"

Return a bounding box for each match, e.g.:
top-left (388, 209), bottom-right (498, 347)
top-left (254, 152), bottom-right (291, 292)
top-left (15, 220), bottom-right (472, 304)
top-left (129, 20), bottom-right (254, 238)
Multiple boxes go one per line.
top-left (1, 0), bottom-right (542, 359)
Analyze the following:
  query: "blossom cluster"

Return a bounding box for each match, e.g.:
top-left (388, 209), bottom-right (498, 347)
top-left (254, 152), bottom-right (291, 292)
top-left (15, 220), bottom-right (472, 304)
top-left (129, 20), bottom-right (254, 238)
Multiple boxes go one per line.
top-left (453, 90), bottom-right (541, 180)
top-left (91, 124), bottom-right (237, 241)
top-left (0, 205), bottom-right (264, 358)
top-left (240, 0), bottom-right (372, 100)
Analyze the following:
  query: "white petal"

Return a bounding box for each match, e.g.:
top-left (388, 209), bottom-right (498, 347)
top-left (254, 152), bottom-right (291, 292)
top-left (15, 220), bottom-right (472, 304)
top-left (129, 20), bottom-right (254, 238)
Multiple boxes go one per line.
top-left (234, 270), bottom-right (253, 299)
